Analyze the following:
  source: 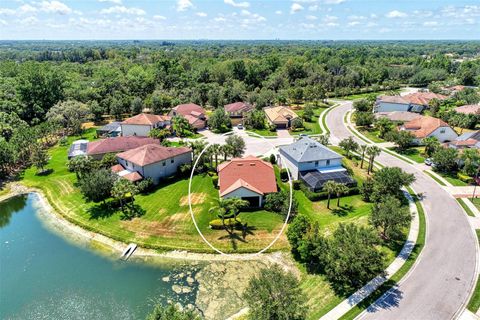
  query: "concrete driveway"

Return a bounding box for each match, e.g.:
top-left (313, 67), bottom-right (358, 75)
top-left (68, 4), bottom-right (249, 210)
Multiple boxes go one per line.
top-left (197, 127), bottom-right (294, 157)
top-left (327, 101), bottom-right (477, 320)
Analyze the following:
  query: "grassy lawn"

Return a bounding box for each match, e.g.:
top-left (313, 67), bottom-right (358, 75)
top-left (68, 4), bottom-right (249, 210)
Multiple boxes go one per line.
top-left (470, 198), bottom-right (480, 212)
top-left (293, 107), bottom-right (328, 136)
top-left (423, 170), bottom-right (447, 186)
top-left (467, 229), bottom-right (480, 313)
top-left (456, 199), bottom-right (476, 217)
top-left (246, 128), bottom-right (277, 137)
top-left (388, 146), bottom-right (426, 164)
top-left (356, 127), bottom-right (385, 143)
top-left (436, 171), bottom-right (469, 187)
top-left (340, 89), bottom-right (400, 101)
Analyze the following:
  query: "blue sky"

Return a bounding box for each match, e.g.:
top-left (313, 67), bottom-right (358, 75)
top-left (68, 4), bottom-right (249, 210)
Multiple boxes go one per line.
top-left (0, 0), bottom-right (479, 40)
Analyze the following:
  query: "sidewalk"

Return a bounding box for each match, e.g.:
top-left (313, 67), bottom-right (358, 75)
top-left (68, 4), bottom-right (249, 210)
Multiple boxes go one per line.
top-left (320, 190), bottom-right (420, 320)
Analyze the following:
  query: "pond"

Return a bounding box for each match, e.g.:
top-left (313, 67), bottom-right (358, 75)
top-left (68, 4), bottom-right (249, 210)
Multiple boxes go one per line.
top-left (0, 194), bottom-right (197, 320)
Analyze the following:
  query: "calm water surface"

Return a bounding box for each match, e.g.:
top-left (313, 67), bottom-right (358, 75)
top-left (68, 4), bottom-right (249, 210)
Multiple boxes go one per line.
top-left (0, 194), bottom-right (195, 320)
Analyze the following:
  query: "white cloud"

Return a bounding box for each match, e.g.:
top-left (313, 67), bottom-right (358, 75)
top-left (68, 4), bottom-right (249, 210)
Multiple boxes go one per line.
top-left (300, 23), bottom-right (315, 29)
top-left (39, 1), bottom-right (72, 15)
top-left (385, 10), bottom-right (407, 18)
top-left (98, 0), bottom-right (122, 4)
top-left (20, 16), bottom-right (38, 25)
top-left (196, 12), bottom-right (207, 17)
top-left (177, 0), bottom-right (193, 12)
top-left (19, 4), bottom-right (37, 14)
top-left (153, 15), bottom-right (166, 20)
top-left (224, 0), bottom-right (250, 8)
top-left (347, 21), bottom-right (360, 26)
top-left (100, 6), bottom-right (145, 15)
top-left (323, 0), bottom-right (345, 4)
top-left (214, 16), bottom-right (226, 22)
top-left (275, 10), bottom-right (282, 15)
top-left (423, 21), bottom-right (438, 27)
top-left (0, 19), bottom-right (7, 26)
top-left (0, 8), bottom-right (16, 15)
top-left (306, 15), bottom-right (317, 20)
top-left (290, 3), bottom-right (304, 14)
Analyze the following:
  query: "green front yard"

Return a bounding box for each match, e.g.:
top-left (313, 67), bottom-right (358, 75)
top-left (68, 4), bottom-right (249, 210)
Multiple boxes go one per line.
top-left (356, 127), bottom-right (385, 143)
top-left (293, 107), bottom-right (328, 136)
top-left (388, 146), bottom-right (426, 164)
top-left (436, 171), bottom-right (469, 187)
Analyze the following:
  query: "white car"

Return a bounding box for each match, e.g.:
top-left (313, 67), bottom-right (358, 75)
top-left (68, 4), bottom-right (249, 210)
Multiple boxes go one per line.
top-left (424, 158), bottom-right (433, 166)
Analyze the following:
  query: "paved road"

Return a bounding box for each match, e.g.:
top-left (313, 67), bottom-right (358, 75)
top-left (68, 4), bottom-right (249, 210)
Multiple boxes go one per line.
top-left (327, 101), bottom-right (478, 320)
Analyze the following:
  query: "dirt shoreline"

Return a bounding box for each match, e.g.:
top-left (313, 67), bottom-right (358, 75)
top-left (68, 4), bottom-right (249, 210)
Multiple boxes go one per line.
top-left (1, 183), bottom-right (295, 266)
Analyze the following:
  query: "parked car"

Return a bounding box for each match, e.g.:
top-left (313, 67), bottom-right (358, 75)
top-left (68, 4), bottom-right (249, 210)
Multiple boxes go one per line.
top-left (237, 124), bottom-right (244, 130)
top-left (424, 158), bottom-right (433, 166)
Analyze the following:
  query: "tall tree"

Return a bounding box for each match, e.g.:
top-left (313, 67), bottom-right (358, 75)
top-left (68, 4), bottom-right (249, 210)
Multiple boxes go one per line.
top-left (323, 180), bottom-right (338, 209)
top-left (79, 169), bottom-right (116, 204)
top-left (370, 195), bottom-right (411, 240)
top-left (243, 264), bottom-right (307, 320)
top-left (366, 145), bottom-right (381, 174)
top-left (112, 178), bottom-right (138, 212)
top-left (339, 137), bottom-right (359, 158)
top-left (225, 135), bottom-right (246, 158)
top-left (46, 100), bottom-right (91, 135)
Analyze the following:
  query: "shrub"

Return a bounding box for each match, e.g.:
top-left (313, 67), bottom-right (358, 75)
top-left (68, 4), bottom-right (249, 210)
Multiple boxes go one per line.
top-left (209, 218), bottom-right (242, 230)
top-left (280, 168), bottom-right (288, 181)
top-left (457, 172), bottom-right (474, 184)
top-left (211, 175), bottom-right (219, 188)
top-left (292, 180), bottom-right (302, 190)
top-left (59, 136), bottom-right (68, 146)
top-left (268, 123), bottom-right (277, 132)
top-left (269, 153), bottom-right (277, 165)
top-left (137, 178), bottom-right (154, 194)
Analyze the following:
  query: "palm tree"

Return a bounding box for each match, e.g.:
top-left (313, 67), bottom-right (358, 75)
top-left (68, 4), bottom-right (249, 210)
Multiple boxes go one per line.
top-left (112, 178), bottom-right (138, 213)
top-left (335, 183), bottom-right (349, 207)
top-left (424, 136), bottom-right (440, 157)
top-left (209, 197), bottom-right (249, 233)
top-left (209, 199), bottom-right (230, 232)
top-left (323, 180), bottom-right (338, 209)
top-left (220, 144), bottom-right (233, 161)
top-left (210, 143), bottom-right (221, 168)
top-left (359, 144), bottom-right (368, 169)
top-left (366, 145), bottom-right (381, 174)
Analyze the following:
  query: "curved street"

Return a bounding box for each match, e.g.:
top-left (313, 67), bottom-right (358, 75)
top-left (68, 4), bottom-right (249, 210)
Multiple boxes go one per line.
top-left (326, 101), bottom-right (478, 320)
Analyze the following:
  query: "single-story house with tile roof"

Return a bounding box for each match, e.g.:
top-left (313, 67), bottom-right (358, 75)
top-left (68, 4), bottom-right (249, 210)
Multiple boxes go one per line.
top-left (217, 155), bottom-right (277, 207)
top-left (374, 92), bottom-right (447, 113)
top-left (400, 115), bottom-right (458, 144)
top-left (96, 122), bottom-right (122, 138)
top-left (115, 144), bottom-right (192, 184)
top-left (86, 136), bottom-right (160, 160)
top-left (455, 104), bottom-right (480, 115)
top-left (169, 103), bottom-right (207, 130)
top-left (447, 130), bottom-right (480, 150)
top-left (263, 106), bottom-right (299, 129)
top-left (224, 102), bottom-right (254, 118)
top-left (121, 113), bottom-right (171, 137)
top-left (279, 136), bottom-right (355, 191)
top-left (374, 111), bottom-right (423, 123)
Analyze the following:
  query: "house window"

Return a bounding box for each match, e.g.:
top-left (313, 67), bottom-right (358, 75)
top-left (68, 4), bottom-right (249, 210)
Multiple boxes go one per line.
top-left (171, 159), bottom-right (174, 163)
top-left (315, 161), bottom-right (318, 166)
top-left (326, 160), bottom-right (330, 166)
top-left (440, 128), bottom-right (446, 134)
top-left (163, 161), bottom-right (166, 166)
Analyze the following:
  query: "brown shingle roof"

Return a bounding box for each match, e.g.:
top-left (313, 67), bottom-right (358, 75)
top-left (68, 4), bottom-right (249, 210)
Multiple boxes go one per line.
top-left (455, 104), bottom-right (480, 115)
top-left (117, 144), bottom-right (191, 166)
top-left (224, 102), bottom-right (253, 113)
top-left (122, 113), bottom-right (170, 125)
top-left (403, 92), bottom-right (447, 106)
top-left (374, 111), bottom-right (423, 122)
top-left (218, 155), bottom-right (277, 196)
top-left (87, 136), bottom-right (160, 156)
top-left (403, 116), bottom-right (451, 139)
top-left (171, 103), bottom-right (205, 117)
top-left (264, 106), bottom-right (298, 124)
top-left (111, 164), bottom-right (124, 173)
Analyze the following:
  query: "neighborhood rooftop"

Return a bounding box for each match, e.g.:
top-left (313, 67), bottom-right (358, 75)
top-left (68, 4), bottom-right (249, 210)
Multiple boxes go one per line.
top-left (224, 102), bottom-right (253, 113)
top-left (455, 104), bottom-right (480, 115)
top-left (279, 137), bottom-right (342, 163)
top-left (217, 155), bottom-right (277, 197)
top-left (121, 113), bottom-right (170, 125)
top-left (116, 144), bottom-right (191, 166)
top-left (87, 136), bottom-right (160, 156)
top-left (403, 116), bottom-right (451, 139)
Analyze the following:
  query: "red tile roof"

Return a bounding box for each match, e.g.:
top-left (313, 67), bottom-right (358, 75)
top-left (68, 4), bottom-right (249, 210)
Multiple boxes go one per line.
top-left (87, 136), bottom-right (160, 156)
top-left (218, 155), bottom-right (277, 197)
top-left (111, 164), bottom-right (124, 173)
top-left (403, 92), bottom-right (447, 106)
top-left (403, 116), bottom-right (451, 139)
top-left (123, 171), bottom-right (143, 182)
top-left (117, 144), bottom-right (191, 166)
top-left (171, 103), bottom-right (205, 117)
top-left (455, 104), bottom-right (480, 115)
top-left (122, 113), bottom-right (170, 125)
top-left (377, 95), bottom-right (409, 104)
top-left (224, 102), bottom-right (253, 113)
